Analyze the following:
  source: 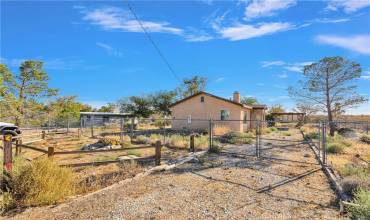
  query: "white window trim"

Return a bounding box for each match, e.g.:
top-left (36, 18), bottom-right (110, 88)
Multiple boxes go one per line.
top-left (187, 115), bottom-right (192, 124)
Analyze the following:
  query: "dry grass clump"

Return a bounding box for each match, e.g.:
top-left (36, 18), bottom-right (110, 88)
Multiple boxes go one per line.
top-left (3, 158), bottom-right (75, 210)
top-left (77, 161), bottom-right (142, 194)
top-left (167, 135), bottom-right (188, 149)
top-left (101, 136), bottom-right (131, 147)
top-left (194, 135), bottom-right (209, 150)
top-left (213, 125), bottom-right (231, 136)
top-left (360, 134), bottom-right (370, 144)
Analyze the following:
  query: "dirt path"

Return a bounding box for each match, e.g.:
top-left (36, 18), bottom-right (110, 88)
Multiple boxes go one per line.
top-left (3, 138), bottom-right (343, 219)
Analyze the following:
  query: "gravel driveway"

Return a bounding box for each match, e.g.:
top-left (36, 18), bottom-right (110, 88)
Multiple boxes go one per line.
top-left (4, 138), bottom-right (342, 220)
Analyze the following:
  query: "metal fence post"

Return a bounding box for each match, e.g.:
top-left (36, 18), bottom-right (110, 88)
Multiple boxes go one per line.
top-left (42, 130), bottom-right (46, 140)
top-left (120, 118), bottom-right (124, 143)
top-left (209, 119), bottom-right (213, 151)
top-left (318, 122), bottom-right (321, 161)
top-left (130, 117), bottom-right (134, 142)
top-left (3, 134), bottom-right (13, 173)
top-left (322, 122), bottom-right (327, 166)
top-left (255, 120), bottom-right (260, 158)
top-left (90, 115), bottom-right (94, 138)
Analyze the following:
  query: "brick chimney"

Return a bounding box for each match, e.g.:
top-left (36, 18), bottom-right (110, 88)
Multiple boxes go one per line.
top-left (233, 91), bottom-right (240, 103)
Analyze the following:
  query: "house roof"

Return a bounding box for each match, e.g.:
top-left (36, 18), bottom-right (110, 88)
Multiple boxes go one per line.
top-left (271, 112), bottom-right (305, 115)
top-left (80, 112), bottom-right (133, 117)
top-left (169, 91), bottom-right (266, 110)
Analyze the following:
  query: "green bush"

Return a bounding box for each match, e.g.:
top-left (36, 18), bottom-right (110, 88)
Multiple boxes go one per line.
top-left (327, 143), bottom-right (345, 154)
top-left (222, 132), bottom-right (253, 145)
top-left (360, 135), bottom-right (370, 144)
top-left (350, 189), bottom-right (370, 219)
top-left (341, 164), bottom-right (370, 179)
top-left (5, 158), bottom-right (75, 209)
top-left (304, 132), bottom-right (319, 140)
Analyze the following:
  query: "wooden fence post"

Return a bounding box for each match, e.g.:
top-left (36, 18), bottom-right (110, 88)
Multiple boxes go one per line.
top-left (78, 128), bottom-right (81, 139)
top-left (48, 146), bottom-right (55, 157)
top-left (190, 134), bottom-right (195, 152)
top-left (155, 140), bottom-right (161, 166)
top-left (3, 134), bottom-right (13, 173)
top-left (42, 130), bottom-right (46, 140)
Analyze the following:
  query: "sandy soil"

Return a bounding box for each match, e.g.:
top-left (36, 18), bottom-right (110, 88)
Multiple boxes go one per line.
top-left (3, 130), bottom-right (343, 220)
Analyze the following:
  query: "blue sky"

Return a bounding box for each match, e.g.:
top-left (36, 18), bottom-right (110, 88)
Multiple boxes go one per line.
top-left (1, 0), bottom-right (370, 113)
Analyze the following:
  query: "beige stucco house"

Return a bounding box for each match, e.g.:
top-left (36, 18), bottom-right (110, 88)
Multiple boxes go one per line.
top-left (169, 91), bottom-right (267, 132)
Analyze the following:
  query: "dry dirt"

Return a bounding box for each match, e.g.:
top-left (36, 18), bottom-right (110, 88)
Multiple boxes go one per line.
top-left (3, 130), bottom-right (344, 220)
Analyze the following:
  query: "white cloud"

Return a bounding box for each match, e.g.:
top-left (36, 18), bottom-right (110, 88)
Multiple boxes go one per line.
top-left (284, 62), bottom-right (313, 73)
top-left (261, 60), bottom-right (313, 72)
top-left (215, 77), bottom-right (226, 82)
top-left (83, 7), bottom-right (183, 35)
top-left (362, 69), bottom-right (370, 80)
top-left (315, 35), bottom-right (370, 55)
top-left (218, 22), bottom-right (294, 41)
top-left (96, 42), bottom-right (124, 57)
top-left (244, 0), bottom-right (297, 19)
top-left (327, 0), bottom-right (370, 13)
top-left (277, 73), bottom-right (288, 78)
top-left (312, 18), bottom-right (351, 23)
top-left (261, 60), bottom-right (285, 67)
top-left (183, 28), bottom-right (214, 42)
top-left (0, 57), bottom-right (90, 70)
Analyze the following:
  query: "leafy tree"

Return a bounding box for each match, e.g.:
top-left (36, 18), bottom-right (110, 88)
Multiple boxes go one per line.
top-left (241, 97), bottom-right (259, 105)
top-left (177, 76), bottom-right (207, 98)
top-left (288, 56), bottom-right (367, 136)
top-left (268, 104), bottom-right (285, 114)
top-left (0, 61), bottom-right (58, 125)
top-left (118, 96), bottom-right (154, 118)
top-left (48, 96), bottom-right (88, 129)
top-left (150, 91), bottom-right (177, 116)
top-left (98, 103), bottom-right (116, 112)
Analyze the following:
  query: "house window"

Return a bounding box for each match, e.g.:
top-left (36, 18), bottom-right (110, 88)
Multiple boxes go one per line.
top-left (187, 115), bottom-right (192, 124)
top-left (243, 112), bottom-right (249, 124)
top-left (200, 96), bottom-right (204, 103)
top-left (220, 110), bottom-right (230, 121)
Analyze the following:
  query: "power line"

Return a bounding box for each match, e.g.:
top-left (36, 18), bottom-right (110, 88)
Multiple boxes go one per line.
top-left (124, 0), bottom-right (182, 83)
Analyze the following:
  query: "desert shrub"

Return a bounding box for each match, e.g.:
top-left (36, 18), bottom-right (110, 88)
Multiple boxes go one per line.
top-left (213, 125), bottom-right (231, 136)
top-left (360, 135), bottom-right (370, 144)
top-left (341, 164), bottom-right (370, 179)
top-left (168, 135), bottom-right (188, 148)
top-left (222, 132), bottom-right (253, 145)
top-left (209, 141), bottom-right (223, 153)
top-left (269, 127), bottom-right (278, 132)
top-left (327, 143), bottom-right (345, 154)
top-left (349, 189), bottom-right (370, 219)
top-left (136, 135), bottom-right (150, 144)
top-left (6, 158), bottom-right (75, 208)
top-left (281, 131), bottom-right (292, 136)
top-left (153, 119), bottom-right (170, 128)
